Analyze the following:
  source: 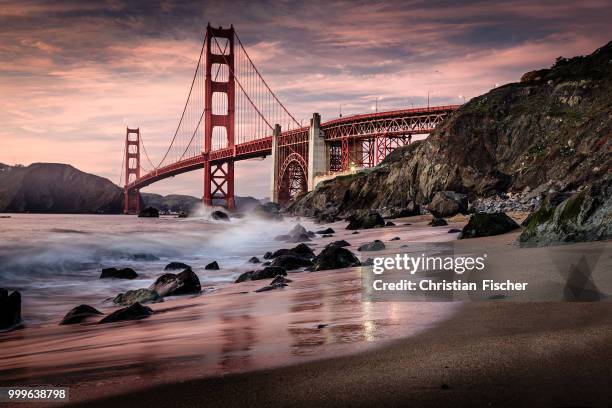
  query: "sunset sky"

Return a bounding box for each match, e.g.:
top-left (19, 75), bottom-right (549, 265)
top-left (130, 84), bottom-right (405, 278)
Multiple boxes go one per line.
top-left (1, 0), bottom-right (611, 198)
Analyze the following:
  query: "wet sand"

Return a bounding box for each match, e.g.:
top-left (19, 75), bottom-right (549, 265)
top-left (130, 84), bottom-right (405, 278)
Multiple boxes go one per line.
top-left (1, 215), bottom-right (611, 407)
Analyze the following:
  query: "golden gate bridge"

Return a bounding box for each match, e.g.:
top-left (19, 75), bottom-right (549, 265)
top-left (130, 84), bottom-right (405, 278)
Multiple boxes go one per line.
top-left (121, 24), bottom-right (458, 213)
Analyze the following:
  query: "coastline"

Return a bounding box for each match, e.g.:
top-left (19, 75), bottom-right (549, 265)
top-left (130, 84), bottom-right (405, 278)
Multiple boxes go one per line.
top-left (1, 215), bottom-right (610, 407)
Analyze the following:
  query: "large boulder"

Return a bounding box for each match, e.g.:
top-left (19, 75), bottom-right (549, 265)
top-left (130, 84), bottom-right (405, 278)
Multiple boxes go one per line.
top-left (234, 266), bottom-right (287, 283)
top-left (460, 212), bottom-right (520, 239)
top-left (519, 176), bottom-right (612, 246)
top-left (60, 304), bottom-right (102, 325)
top-left (316, 227), bottom-right (335, 234)
top-left (138, 207), bottom-right (159, 218)
top-left (270, 254), bottom-right (313, 270)
top-left (99, 302), bottom-right (153, 324)
top-left (112, 288), bottom-right (162, 306)
top-left (205, 261), bottom-right (220, 270)
top-left (165, 262), bottom-right (191, 271)
top-left (311, 247), bottom-right (360, 271)
top-left (427, 191), bottom-right (468, 218)
top-left (0, 289), bottom-right (21, 331)
top-left (346, 211), bottom-right (385, 230)
top-left (275, 224), bottom-right (315, 243)
top-left (100, 267), bottom-right (138, 279)
top-left (149, 269), bottom-right (201, 297)
top-left (269, 243), bottom-right (315, 260)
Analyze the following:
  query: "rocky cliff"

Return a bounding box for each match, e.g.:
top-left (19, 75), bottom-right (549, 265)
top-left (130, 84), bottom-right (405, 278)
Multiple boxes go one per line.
top-left (288, 41), bottom-right (612, 218)
top-left (0, 163), bottom-right (123, 213)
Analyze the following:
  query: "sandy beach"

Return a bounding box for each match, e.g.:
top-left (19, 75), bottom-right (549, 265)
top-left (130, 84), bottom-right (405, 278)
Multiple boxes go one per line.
top-left (1, 215), bottom-right (611, 407)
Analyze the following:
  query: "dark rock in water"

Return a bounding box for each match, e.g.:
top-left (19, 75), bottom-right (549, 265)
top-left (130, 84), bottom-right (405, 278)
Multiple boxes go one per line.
top-left (311, 246), bottom-right (360, 271)
top-left (165, 262), bottom-right (191, 271)
top-left (275, 224), bottom-right (315, 243)
top-left (271, 275), bottom-right (293, 284)
top-left (429, 218), bottom-right (448, 227)
top-left (361, 258), bottom-right (375, 266)
top-left (178, 212), bottom-right (189, 218)
top-left (346, 211), bottom-right (385, 230)
top-left (385, 221), bottom-right (396, 227)
top-left (390, 236), bottom-right (401, 241)
top-left (149, 269), bottom-right (201, 297)
top-left (358, 240), bottom-right (386, 251)
top-left (112, 289), bottom-right (161, 306)
top-left (447, 229), bottom-right (462, 233)
top-left (460, 212), bottom-right (519, 239)
top-left (351, 231), bottom-right (359, 234)
top-left (270, 254), bottom-right (313, 270)
top-left (325, 240), bottom-right (351, 249)
top-left (211, 210), bottom-right (230, 221)
top-left (316, 227), bottom-right (335, 234)
top-left (269, 243), bottom-right (315, 260)
top-left (138, 206), bottom-right (159, 218)
top-left (251, 202), bottom-right (283, 220)
top-left (322, 234), bottom-right (333, 237)
top-left (100, 267), bottom-right (138, 279)
top-left (98, 302), bottom-right (153, 324)
top-left (0, 289), bottom-right (21, 331)
top-left (205, 261), bottom-right (220, 270)
top-left (255, 282), bottom-right (288, 292)
top-left (519, 176), bottom-right (612, 246)
top-left (129, 253), bottom-right (159, 261)
top-left (60, 304), bottom-right (102, 325)
top-left (287, 233), bottom-right (311, 243)
top-left (235, 266), bottom-right (287, 283)
top-left (248, 256), bottom-right (261, 264)
top-left (427, 191), bottom-right (468, 218)
top-left (263, 251), bottom-right (273, 259)
top-left (317, 323), bottom-right (328, 329)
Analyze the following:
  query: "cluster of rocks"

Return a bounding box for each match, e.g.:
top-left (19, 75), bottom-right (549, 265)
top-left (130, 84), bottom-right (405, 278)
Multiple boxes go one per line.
top-left (274, 224), bottom-right (316, 243)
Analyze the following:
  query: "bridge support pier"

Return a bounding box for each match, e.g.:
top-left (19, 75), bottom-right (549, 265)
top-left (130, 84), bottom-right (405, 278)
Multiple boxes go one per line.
top-left (307, 113), bottom-right (326, 190)
top-left (270, 124), bottom-right (281, 203)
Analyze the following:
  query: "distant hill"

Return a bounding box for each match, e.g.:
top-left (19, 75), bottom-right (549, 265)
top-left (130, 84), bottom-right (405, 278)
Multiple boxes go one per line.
top-left (0, 162), bottom-right (262, 214)
top-left (0, 163), bottom-right (123, 213)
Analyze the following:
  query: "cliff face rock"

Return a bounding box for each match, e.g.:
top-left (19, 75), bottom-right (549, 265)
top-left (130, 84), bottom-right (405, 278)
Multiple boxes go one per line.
top-left (289, 41), bottom-right (612, 217)
top-left (0, 163), bottom-right (123, 213)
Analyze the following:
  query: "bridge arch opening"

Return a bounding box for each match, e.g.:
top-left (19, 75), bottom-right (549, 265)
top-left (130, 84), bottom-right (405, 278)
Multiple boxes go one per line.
top-left (277, 154), bottom-right (307, 205)
top-left (212, 126), bottom-right (228, 150)
top-left (212, 92), bottom-right (228, 115)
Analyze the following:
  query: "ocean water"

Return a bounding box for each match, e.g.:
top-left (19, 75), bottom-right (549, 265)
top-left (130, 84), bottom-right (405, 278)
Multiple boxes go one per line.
top-left (0, 208), bottom-right (301, 324)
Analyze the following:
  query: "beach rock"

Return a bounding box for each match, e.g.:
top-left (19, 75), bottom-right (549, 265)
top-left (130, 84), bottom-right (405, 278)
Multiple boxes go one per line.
top-left (234, 266), bottom-right (287, 283)
top-left (269, 243), bottom-right (315, 260)
top-left (271, 275), bottom-right (293, 284)
top-left (357, 240), bottom-right (386, 251)
top-left (427, 191), bottom-right (468, 218)
top-left (248, 256), bottom-right (261, 264)
top-left (385, 221), bottom-right (396, 227)
top-left (316, 227), bottom-right (335, 234)
top-left (211, 210), bottom-right (230, 221)
top-left (98, 302), bottom-right (153, 324)
top-left (448, 228), bottom-right (462, 233)
top-left (390, 236), bottom-right (400, 241)
top-left (325, 240), bottom-right (351, 249)
top-left (100, 267), bottom-right (138, 279)
top-left (112, 288), bottom-right (161, 306)
top-left (346, 211), bottom-right (385, 230)
top-left (205, 261), bottom-right (220, 270)
top-left (460, 212), bottom-right (520, 239)
top-left (270, 254), bottom-right (313, 270)
top-left (0, 289), bottom-right (21, 331)
top-left (251, 202), bottom-right (283, 220)
top-left (138, 206), bottom-right (159, 218)
top-left (149, 269), bottom-right (201, 297)
top-left (380, 202), bottom-right (420, 218)
top-left (60, 304), bottom-right (103, 325)
top-left (263, 251), bottom-right (273, 259)
top-left (351, 231), bottom-right (359, 234)
top-left (519, 176), bottom-right (612, 246)
top-left (429, 218), bottom-right (448, 227)
top-left (262, 261), bottom-right (271, 266)
top-left (178, 212), bottom-right (189, 218)
top-left (255, 282), bottom-right (288, 292)
top-left (311, 246), bottom-right (360, 271)
top-left (164, 262), bottom-right (191, 271)
top-left (322, 234), bottom-right (333, 237)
